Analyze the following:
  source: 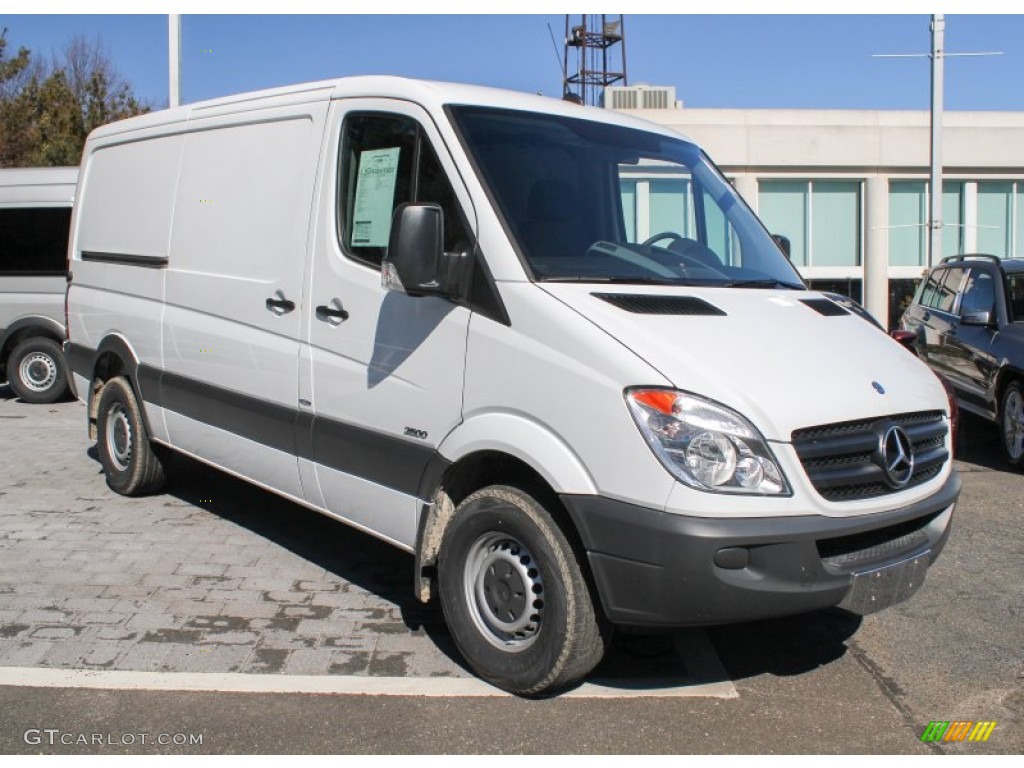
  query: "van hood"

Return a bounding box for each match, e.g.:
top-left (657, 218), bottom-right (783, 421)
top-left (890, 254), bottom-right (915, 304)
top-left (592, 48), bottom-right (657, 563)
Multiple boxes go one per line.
top-left (539, 284), bottom-right (948, 441)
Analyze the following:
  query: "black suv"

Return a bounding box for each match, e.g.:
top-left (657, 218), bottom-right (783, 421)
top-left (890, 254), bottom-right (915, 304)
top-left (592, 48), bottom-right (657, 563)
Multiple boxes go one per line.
top-left (901, 255), bottom-right (1024, 467)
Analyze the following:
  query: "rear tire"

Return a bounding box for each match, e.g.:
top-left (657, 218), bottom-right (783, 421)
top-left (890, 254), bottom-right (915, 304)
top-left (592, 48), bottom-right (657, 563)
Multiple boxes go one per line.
top-left (999, 380), bottom-right (1024, 469)
top-left (7, 337), bottom-right (69, 404)
top-left (438, 485), bottom-right (610, 696)
top-left (96, 376), bottom-right (166, 495)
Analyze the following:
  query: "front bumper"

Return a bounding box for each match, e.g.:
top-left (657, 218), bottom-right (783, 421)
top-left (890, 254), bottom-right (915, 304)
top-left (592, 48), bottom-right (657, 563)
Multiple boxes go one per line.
top-left (560, 472), bottom-right (959, 627)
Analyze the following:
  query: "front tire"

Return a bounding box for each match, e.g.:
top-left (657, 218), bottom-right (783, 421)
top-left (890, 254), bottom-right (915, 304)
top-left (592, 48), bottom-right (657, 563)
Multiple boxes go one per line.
top-left (96, 376), bottom-right (166, 495)
top-left (1000, 380), bottom-right (1024, 468)
top-left (438, 485), bottom-right (609, 696)
top-left (7, 337), bottom-right (70, 404)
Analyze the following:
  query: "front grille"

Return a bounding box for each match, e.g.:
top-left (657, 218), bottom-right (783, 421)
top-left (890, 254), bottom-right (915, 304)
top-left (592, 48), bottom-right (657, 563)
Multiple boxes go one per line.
top-left (792, 411), bottom-right (948, 502)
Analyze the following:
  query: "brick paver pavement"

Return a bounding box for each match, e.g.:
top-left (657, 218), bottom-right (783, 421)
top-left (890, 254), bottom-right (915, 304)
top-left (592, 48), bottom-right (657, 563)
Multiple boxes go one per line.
top-left (0, 386), bottom-right (696, 684)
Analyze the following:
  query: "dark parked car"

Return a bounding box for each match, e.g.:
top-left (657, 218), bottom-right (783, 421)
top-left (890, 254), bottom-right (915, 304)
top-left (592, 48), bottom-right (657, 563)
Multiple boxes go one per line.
top-left (900, 254), bottom-right (1024, 467)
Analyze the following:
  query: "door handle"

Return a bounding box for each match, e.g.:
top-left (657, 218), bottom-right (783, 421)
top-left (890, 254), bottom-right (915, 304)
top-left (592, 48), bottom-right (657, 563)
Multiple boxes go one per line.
top-left (266, 297), bottom-right (296, 313)
top-left (316, 304), bottom-right (350, 322)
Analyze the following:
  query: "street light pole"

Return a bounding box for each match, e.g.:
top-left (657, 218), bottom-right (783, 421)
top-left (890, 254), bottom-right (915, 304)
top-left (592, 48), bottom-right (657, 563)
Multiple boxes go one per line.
top-left (928, 14), bottom-right (944, 268)
top-left (874, 17), bottom-right (1000, 269)
top-left (169, 14), bottom-right (181, 108)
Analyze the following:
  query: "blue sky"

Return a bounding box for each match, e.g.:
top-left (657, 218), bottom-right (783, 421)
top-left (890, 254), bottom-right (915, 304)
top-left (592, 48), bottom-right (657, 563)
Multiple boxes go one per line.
top-left (2, 14), bottom-right (1023, 112)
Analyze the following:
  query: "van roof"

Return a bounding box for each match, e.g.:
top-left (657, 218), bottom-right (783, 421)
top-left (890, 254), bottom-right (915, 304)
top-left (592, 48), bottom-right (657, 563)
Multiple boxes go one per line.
top-left (0, 166), bottom-right (78, 187)
top-left (0, 166), bottom-right (78, 205)
top-left (86, 75), bottom-right (694, 145)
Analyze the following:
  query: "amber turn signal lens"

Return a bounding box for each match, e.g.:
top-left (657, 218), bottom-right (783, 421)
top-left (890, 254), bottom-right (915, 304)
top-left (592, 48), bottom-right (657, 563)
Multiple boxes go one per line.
top-left (631, 390), bottom-right (677, 415)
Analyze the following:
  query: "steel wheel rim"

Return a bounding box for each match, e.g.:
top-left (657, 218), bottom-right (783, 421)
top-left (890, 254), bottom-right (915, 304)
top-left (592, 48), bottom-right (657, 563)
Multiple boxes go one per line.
top-left (105, 402), bottom-right (133, 472)
top-left (463, 532), bottom-right (545, 652)
top-left (1004, 389), bottom-right (1024, 461)
top-left (19, 352), bottom-right (57, 393)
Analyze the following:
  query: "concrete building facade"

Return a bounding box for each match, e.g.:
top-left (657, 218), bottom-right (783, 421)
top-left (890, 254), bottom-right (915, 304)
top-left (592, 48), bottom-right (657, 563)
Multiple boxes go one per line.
top-left (612, 101), bottom-right (1024, 328)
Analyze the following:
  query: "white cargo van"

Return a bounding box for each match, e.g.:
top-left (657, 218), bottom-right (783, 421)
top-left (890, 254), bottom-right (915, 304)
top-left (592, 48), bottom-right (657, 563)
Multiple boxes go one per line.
top-left (65, 77), bottom-right (960, 695)
top-left (1, 167), bottom-right (77, 403)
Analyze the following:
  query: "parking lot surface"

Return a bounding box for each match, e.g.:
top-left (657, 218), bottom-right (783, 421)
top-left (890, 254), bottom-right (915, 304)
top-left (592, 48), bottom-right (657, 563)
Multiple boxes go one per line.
top-left (1, 385), bottom-right (1021, 753)
top-left (0, 387), bottom-right (726, 692)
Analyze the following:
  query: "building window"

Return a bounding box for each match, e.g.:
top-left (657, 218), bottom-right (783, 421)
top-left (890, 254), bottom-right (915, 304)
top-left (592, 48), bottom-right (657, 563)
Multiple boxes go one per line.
top-left (806, 278), bottom-right (862, 304)
top-left (757, 180), bottom-right (861, 267)
top-left (619, 173), bottom-right (740, 263)
top-left (649, 179), bottom-right (694, 238)
top-left (620, 180), bottom-right (636, 242)
top-left (977, 182), bottom-right (1023, 258)
top-left (888, 181), bottom-right (964, 266)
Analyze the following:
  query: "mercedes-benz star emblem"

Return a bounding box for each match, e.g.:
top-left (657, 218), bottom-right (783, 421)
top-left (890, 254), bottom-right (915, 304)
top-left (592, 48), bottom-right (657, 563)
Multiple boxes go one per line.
top-left (881, 425), bottom-right (914, 488)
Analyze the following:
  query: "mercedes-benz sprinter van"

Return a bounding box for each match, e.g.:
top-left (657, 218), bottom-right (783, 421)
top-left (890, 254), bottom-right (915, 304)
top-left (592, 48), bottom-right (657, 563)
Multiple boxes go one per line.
top-left (1, 167), bottom-right (76, 403)
top-left (65, 77), bottom-right (959, 695)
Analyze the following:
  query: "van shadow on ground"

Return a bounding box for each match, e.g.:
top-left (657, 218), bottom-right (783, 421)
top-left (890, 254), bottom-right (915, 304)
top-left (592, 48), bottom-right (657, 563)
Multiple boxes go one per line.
top-left (91, 449), bottom-right (865, 688)
top-left (0, 381), bottom-right (77, 405)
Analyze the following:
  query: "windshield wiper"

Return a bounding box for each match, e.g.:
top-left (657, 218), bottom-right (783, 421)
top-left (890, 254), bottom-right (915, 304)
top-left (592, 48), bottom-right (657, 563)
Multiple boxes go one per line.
top-left (722, 279), bottom-right (804, 290)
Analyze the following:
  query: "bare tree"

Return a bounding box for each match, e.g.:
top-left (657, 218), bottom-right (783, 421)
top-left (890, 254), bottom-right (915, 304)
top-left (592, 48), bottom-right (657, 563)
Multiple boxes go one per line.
top-left (0, 29), bottom-right (148, 167)
top-left (60, 34), bottom-right (144, 131)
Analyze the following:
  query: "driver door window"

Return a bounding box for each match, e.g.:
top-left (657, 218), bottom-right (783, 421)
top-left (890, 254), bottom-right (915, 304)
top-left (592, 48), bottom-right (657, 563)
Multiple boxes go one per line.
top-left (338, 113), bottom-right (469, 268)
top-left (960, 270), bottom-right (995, 318)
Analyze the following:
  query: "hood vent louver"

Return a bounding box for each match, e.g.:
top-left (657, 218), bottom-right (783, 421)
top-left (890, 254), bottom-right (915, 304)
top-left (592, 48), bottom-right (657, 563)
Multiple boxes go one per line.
top-left (592, 293), bottom-right (726, 316)
top-left (800, 298), bottom-right (850, 317)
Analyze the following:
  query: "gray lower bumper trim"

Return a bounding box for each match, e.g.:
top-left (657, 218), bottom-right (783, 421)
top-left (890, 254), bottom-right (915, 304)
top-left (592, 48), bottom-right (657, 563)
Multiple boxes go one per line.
top-left (560, 472), bottom-right (960, 627)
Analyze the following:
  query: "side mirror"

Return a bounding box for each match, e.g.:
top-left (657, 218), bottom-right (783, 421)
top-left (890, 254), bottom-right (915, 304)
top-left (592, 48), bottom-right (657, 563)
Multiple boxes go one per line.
top-left (961, 310), bottom-right (994, 327)
top-left (890, 329), bottom-right (919, 356)
top-left (382, 203), bottom-right (446, 297)
top-left (772, 234), bottom-right (791, 259)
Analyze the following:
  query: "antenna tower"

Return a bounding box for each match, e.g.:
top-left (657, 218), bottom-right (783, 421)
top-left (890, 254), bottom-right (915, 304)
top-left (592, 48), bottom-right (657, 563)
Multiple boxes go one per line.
top-left (562, 15), bottom-right (627, 106)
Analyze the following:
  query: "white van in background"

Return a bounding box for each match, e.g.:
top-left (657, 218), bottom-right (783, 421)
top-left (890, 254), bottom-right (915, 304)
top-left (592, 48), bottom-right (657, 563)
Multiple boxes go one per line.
top-left (0, 167), bottom-right (77, 403)
top-left (65, 77), bottom-right (959, 695)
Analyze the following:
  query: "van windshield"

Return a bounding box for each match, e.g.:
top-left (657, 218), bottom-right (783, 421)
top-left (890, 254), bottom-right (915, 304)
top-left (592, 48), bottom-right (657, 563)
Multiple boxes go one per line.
top-left (449, 106), bottom-right (804, 289)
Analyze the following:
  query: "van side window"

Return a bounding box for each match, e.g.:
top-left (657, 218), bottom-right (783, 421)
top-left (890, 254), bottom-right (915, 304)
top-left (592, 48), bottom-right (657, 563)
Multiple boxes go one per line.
top-left (338, 113), bottom-right (470, 268)
top-left (0, 207), bottom-right (72, 274)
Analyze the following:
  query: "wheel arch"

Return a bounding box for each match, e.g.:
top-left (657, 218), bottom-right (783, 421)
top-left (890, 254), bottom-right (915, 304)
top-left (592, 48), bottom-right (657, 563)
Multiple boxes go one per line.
top-left (435, 411), bottom-right (597, 497)
top-left (994, 364), bottom-right (1024, 410)
top-left (0, 315), bottom-right (66, 374)
top-left (84, 334), bottom-right (153, 441)
top-left (413, 440), bottom-right (597, 607)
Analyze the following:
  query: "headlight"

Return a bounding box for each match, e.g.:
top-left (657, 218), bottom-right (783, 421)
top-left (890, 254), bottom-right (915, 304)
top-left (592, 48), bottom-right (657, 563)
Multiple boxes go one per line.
top-left (625, 388), bottom-right (790, 496)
